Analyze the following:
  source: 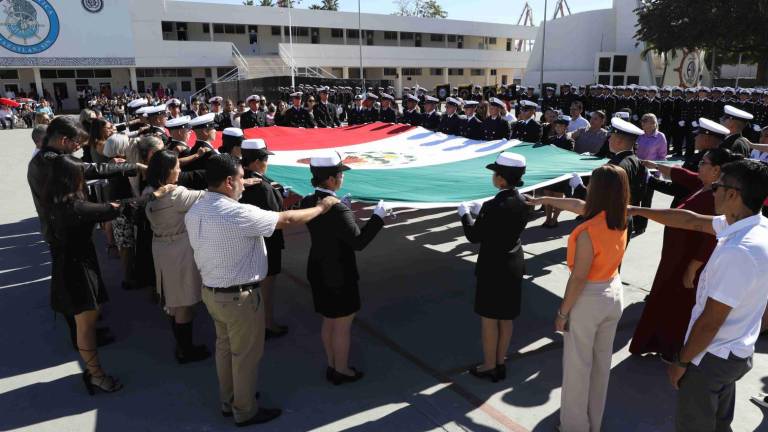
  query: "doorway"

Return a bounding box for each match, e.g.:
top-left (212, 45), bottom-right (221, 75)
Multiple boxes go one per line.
top-left (52, 82), bottom-right (68, 111)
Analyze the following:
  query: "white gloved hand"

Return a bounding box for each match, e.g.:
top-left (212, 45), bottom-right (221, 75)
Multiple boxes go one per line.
top-left (568, 173), bottom-right (584, 189)
top-left (632, 114), bottom-right (639, 121)
top-left (457, 202), bottom-right (470, 217)
top-left (645, 168), bottom-right (652, 184)
top-left (691, 121), bottom-right (699, 128)
top-left (469, 201), bottom-right (483, 215)
top-left (754, 124), bottom-right (762, 132)
top-left (678, 120), bottom-right (685, 127)
top-left (373, 200), bottom-right (387, 219)
top-left (658, 119), bottom-right (662, 125)
top-left (282, 186), bottom-right (292, 198)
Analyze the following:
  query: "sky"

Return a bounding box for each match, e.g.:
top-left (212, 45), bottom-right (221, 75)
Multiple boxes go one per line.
top-left (176, 0), bottom-right (614, 25)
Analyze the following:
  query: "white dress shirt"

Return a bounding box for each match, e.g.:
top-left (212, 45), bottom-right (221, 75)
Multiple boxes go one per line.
top-left (567, 115), bottom-right (589, 133)
top-left (185, 191), bottom-right (279, 288)
top-left (685, 214), bottom-right (768, 365)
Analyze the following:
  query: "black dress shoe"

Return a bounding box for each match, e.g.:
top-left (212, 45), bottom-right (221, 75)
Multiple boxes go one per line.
top-left (468, 365), bottom-right (500, 383)
top-left (496, 364), bottom-right (507, 380)
top-left (175, 345), bottom-right (211, 364)
top-left (325, 366), bottom-right (334, 382)
top-left (265, 326), bottom-right (289, 340)
top-left (235, 407), bottom-right (282, 427)
top-left (222, 393), bottom-right (260, 417)
top-left (330, 367), bottom-right (364, 385)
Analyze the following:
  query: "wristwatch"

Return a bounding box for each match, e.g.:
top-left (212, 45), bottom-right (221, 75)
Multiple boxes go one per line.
top-left (674, 350), bottom-right (690, 368)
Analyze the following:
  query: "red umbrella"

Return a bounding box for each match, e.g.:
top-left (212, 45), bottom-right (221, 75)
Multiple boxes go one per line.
top-left (0, 98), bottom-right (20, 108)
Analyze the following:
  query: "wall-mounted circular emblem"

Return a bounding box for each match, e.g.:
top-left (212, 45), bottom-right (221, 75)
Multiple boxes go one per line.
top-left (0, 0), bottom-right (59, 54)
top-left (674, 50), bottom-right (702, 88)
top-left (81, 0), bottom-right (104, 14)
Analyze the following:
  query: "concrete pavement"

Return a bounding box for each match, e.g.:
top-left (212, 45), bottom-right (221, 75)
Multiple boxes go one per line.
top-left (0, 128), bottom-right (766, 432)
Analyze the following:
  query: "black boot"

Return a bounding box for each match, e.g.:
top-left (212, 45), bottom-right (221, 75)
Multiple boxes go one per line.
top-left (173, 321), bottom-right (210, 364)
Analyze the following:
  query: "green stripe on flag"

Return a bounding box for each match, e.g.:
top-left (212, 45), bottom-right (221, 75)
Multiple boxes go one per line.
top-left (268, 143), bottom-right (606, 203)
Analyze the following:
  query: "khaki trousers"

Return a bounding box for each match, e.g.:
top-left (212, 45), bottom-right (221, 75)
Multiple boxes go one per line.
top-left (202, 287), bottom-right (265, 423)
top-left (561, 277), bottom-right (623, 432)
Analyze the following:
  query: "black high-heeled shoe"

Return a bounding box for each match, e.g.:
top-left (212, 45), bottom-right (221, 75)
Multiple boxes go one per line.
top-left (468, 365), bottom-right (500, 383)
top-left (79, 347), bottom-right (123, 395)
top-left (496, 364), bottom-right (507, 380)
top-left (330, 367), bottom-right (364, 385)
top-left (325, 366), bottom-right (334, 382)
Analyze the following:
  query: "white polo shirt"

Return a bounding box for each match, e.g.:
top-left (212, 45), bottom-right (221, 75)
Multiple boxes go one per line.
top-left (185, 191), bottom-right (279, 288)
top-left (685, 214), bottom-right (768, 365)
top-left (567, 115), bottom-right (590, 133)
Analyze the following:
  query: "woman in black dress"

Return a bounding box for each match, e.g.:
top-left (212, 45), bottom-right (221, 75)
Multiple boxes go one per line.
top-left (47, 156), bottom-right (172, 394)
top-left (299, 152), bottom-right (386, 385)
top-left (459, 152), bottom-right (530, 382)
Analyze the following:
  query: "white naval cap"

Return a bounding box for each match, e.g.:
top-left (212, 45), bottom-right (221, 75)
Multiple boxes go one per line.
top-left (127, 98), bottom-right (148, 109)
top-left (445, 97), bottom-right (461, 106)
top-left (489, 97), bottom-right (505, 108)
top-left (486, 152), bottom-right (527, 173)
top-left (188, 112), bottom-right (217, 129)
top-left (555, 115), bottom-right (572, 124)
top-left (166, 98), bottom-right (182, 106)
top-left (695, 117), bottom-right (730, 137)
top-left (424, 95), bottom-right (439, 103)
top-left (310, 151), bottom-right (351, 171)
top-left (290, 91), bottom-right (303, 98)
top-left (135, 106), bottom-right (150, 115)
top-left (405, 94), bottom-right (420, 103)
top-left (245, 94), bottom-right (260, 103)
top-left (723, 104), bottom-right (753, 121)
top-left (463, 100), bottom-right (479, 108)
top-left (222, 127), bottom-right (244, 137)
top-left (241, 138), bottom-right (273, 154)
top-left (613, 111), bottom-right (631, 121)
top-left (381, 93), bottom-right (395, 101)
top-left (365, 93), bottom-right (379, 100)
top-left (208, 96), bottom-right (223, 104)
top-left (610, 117), bottom-right (643, 136)
top-left (519, 99), bottom-right (538, 109)
top-left (166, 115), bottom-right (191, 129)
top-left (145, 104), bottom-right (167, 116)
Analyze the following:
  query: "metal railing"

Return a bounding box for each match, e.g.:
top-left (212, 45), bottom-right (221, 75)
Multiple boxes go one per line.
top-left (231, 44), bottom-right (249, 79)
top-left (187, 66), bottom-right (239, 103)
top-left (277, 45), bottom-right (338, 79)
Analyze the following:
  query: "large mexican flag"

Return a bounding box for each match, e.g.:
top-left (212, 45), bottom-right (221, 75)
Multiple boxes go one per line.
top-left (197, 122), bottom-right (606, 208)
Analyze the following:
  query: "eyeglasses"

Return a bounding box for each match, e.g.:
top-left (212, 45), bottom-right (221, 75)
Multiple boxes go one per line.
top-left (711, 181), bottom-right (740, 193)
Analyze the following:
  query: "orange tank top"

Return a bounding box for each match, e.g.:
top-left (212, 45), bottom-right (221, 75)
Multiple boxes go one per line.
top-left (567, 211), bottom-right (627, 281)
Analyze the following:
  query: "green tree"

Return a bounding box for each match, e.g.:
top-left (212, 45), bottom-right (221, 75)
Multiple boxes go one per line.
top-left (277, 0), bottom-right (301, 6)
top-left (635, 0), bottom-right (768, 83)
top-left (310, 0), bottom-right (339, 10)
top-left (393, 0), bottom-right (447, 18)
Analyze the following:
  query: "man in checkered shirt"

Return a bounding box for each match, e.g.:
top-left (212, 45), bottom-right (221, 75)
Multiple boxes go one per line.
top-left (185, 154), bottom-right (337, 427)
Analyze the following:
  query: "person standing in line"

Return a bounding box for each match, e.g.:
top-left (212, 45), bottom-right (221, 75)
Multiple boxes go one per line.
top-left (634, 113), bottom-right (668, 233)
top-left (458, 152), bottom-right (530, 382)
top-left (629, 159), bottom-right (768, 432)
top-left (526, 164), bottom-right (631, 432)
top-left (185, 154), bottom-right (338, 426)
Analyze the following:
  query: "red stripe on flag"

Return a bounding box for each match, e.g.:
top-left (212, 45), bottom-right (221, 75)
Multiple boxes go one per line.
top-left (187, 122), bottom-right (413, 150)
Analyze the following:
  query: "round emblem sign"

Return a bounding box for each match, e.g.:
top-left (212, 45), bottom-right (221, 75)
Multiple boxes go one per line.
top-left (675, 50), bottom-right (701, 88)
top-left (0, 0), bottom-right (59, 54)
top-left (81, 0), bottom-right (104, 13)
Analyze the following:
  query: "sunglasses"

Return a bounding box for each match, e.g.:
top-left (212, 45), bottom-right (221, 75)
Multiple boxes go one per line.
top-left (711, 181), bottom-right (740, 193)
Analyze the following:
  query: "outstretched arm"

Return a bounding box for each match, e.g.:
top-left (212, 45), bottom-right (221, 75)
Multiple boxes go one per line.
top-left (524, 195), bottom-right (585, 216)
top-left (628, 206), bottom-right (715, 235)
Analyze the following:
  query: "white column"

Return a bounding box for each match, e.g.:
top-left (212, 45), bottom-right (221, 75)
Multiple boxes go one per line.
top-left (396, 67), bottom-right (403, 97)
top-left (209, 23), bottom-right (214, 41)
top-left (485, 68), bottom-right (491, 86)
top-left (343, 30), bottom-right (347, 45)
top-left (397, 32), bottom-right (401, 47)
top-left (342, 67), bottom-right (349, 79)
top-left (33, 67), bottom-right (43, 97)
top-left (211, 68), bottom-right (218, 82)
top-left (281, 25), bottom-right (285, 43)
top-left (443, 67), bottom-right (449, 84)
top-left (129, 67), bottom-right (138, 92)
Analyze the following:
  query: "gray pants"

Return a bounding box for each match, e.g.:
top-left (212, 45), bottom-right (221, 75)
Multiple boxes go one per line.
top-left (676, 352), bottom-right (753, 432)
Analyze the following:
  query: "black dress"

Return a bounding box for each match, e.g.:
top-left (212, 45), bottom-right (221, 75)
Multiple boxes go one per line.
top-left (461, 189), bottom-right (530, 320)
top-left (240, 170), bottom-right (285, 276)
top-left (300, 190), bottom-right (383, 318)
top-left (49, 198), bottom-right (144, 315)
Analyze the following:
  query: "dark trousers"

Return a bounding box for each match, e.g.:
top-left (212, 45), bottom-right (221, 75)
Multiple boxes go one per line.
top-left (683, 128), bottom-right (696, 160)
top-left (633, 188), bottom-right (654, 233)
top-left (671, 126), bottom-right (686, 156)
top-left (676, 353), bottom-right (752, 432)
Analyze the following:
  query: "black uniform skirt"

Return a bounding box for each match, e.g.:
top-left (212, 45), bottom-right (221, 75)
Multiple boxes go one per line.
top-left (474, 245), bottom-right (525, 320)
top-left (311, 283), bottom-right (360, 319)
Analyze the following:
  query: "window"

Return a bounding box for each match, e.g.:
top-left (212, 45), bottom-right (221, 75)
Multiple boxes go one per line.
top-left (402, 68), bottom-right (421, 76)
top-left (430, 68), bottom-right (442, 76)
top-left (213, 23), bottom-right (224, 33)
top-left (40, 70), bottom-right (57, 79)
top-left (94, 69), bottom-right (111, 78)
top-left (612, 75), bottom-right (625, 86)
top-left (447, 35), bottom-right (456, 42)
top-left (0, 69), bottom-right (18, 79)
top-left (195, 78), bottom-right (206, 91)
top-left (203, 23), bottom-right (210, 33)
top-left (488, 37), bottom-right (497, 44)
top-left (626, 75), bottom-right (640, 85)
top-left (217, 67), bottom-right (232, 77)
top-left (181, 81), bottom-right (192, 92)
top-left (234, 25), bottom-right (246, 34)
top-left (470, 68), bottom-right (483, 76)
top-left (77, 69), bottom-right (94, 78)
top-left (597, 74), bottom-right (610, 85)
top-left (384, 31), bottom-right (397, 40)
top-left (161, 21), bottom-right (173, 32)
top-left (490, 69), bottom-right (497, 76)
top-left (75, 79), bottom-right (89, 91)
top-left (57, 70), bottom-right (76, 78)
top-left (205, 68), bottom-right (212, 78)
top-left (598, 57), bottom-right (611, 73)
top-left (383, 68), bottom-right (397, 76)
top-left (271, 26), bottom-right (281, 36)
top-left (400, 32), bottom-right (413, 40)
top-left (331, 28), bottom-right (343, 38)
top-left (248, 25), bottom-right (258, 33)
top-left (177, 68), bottom-right (192, 77)
top-left (506, 38), bottom-right (512, 51)
top-left (612, 55), bottom-right (627, 73)
top-left (448, 68), bottom-right (464, 76)
top-left (349, 68), bottom-right (360, 79)
top-left (224, 24), bottom-right (235, 34)
top-left (137, 81), bottom-right (146, 93)
top-left (176, 22), bottom-right (187, 31)
top-left (430, 33), bottom-right (444, 42)
top-left (347, 29), bottom-right (359, 39)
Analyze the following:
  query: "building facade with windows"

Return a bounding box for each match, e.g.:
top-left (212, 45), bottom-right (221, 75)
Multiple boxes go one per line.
top-left (0, 0), bottom-right (537, 110)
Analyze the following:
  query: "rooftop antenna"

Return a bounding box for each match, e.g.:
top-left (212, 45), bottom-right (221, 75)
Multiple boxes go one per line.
top-left (552, 0), bottom-right (571, 19)
top-left (515, 2), bottom-right (534, 52)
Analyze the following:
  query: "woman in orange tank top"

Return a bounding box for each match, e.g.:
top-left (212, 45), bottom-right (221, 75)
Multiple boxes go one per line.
top-left (526, 164), bottom-right (629, 432)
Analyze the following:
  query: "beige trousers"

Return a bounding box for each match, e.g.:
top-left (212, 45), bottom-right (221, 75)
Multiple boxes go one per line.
top-left (202, 287), bottom-right (265, 423)
top-left (560, 277), bottom-right (623, 432)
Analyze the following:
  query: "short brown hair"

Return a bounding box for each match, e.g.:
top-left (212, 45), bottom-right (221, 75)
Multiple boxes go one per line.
top-left (583, 165), bottom-right (629, 230)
